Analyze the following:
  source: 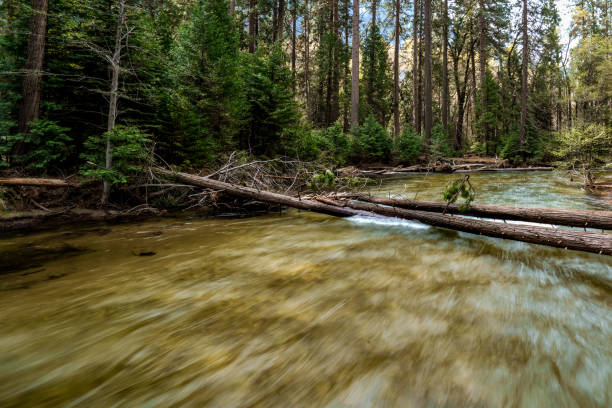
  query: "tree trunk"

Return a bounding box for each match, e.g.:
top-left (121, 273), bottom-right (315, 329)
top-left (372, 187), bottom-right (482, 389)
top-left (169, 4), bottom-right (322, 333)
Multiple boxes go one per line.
top-left (342, 200), bottom-right (612, 256)
top-left (372, 0), bottom-right (377, 27)
top-left (291, 0), bottom-right (297, 90)
top-left (520, 0), bottom-right (528, 149)
top-left (353, 195), bottom-right (612, 230)
top-left (277, 0), bottom-right (286, 41)
top-left (18, 0), bottom-right (48, 135)
top-left (0, 178), bottom-right (69, 187)
top-left (478, 0), bottom-right (487, 151)
top-left (393, 0), bottom-right (401, 141)
top-left (305, 0), bottom-right (311, 116)
top-left (423, 0), bottom-right (432, 146)
top-left (249, 0), bottom-right (257, 53)
top-left (413, 0), bottom-right (420, 134)
top-left (229, 0), bottom-right (235, 15)
top-left (102, 0), bottom-right (126, 205)
top-left (351, 0), bottom-right (360, 131)
top-left (343, 0), bottom-right (351, 132)
top-left (441, 0), bottom-right (449, 135)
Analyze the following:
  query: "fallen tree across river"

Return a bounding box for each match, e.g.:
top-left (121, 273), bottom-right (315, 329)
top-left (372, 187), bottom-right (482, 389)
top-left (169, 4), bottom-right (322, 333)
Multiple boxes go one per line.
top-left (350, 195), bottom-right (612, 230)
top-left (156, 168), bottom-right (612, 256)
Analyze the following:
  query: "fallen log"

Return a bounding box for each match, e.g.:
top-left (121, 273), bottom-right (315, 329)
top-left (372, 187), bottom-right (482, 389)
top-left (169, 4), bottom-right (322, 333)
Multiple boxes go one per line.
top-left (0, 177), bottom-right (69, 187)
top-left (156, 168), bottom-right (611, 256)
top-left (352, 195), bottom-right (612, 230)
top-left (154, 168), bottom-right (372, 218)
top-left (455, 166), bottom-right (553, 173)
top-left (334, 200), bottom-right (612, 256)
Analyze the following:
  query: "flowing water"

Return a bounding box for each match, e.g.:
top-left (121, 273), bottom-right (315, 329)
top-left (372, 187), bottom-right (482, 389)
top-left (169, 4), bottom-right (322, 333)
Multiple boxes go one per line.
top-left (1, 172), bottom-right (611, 407)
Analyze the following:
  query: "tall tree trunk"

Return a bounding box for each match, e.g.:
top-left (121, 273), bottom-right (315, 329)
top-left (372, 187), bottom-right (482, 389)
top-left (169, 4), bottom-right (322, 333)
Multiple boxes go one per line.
top-left (277, 0), bottom-right (286, 41)
top-left (304, 0), bottom-right (311, 117)
top-left (249, 0), bottom-right (257, 53)
top-left (520, 0), bottom-right (528, 150)
top-left (330, 0), bottom-right (340, 123)
top-left (229, 0), bottom-right (235, 15)
top-left (343, 0), bottom-right (350, 132)
top-left (454, 48), bottom-right (471, 150)
top-left (470, 42), bottom-right (476, 139)
top-left (413, 0), bottom-right (420, 134)
top-left (351, 0), bottom-right (359, 131)
top-left (372, 0), bottom-right (377, 27)
top-left (478, 0), bottom-right (487, 151)
top-left (441, 0), bottom-right (449, 134)
top-left (272, 0), bottom-right (278, 41)
top-left (291, 0), bottom-right (297, 90)
top-left (102, 0), bottom-right (127, 205)
top-left (423, 0), bottom-right (432, 146)
top-left (393, 0), bottom-right (401, 141)
top-left (18, 0), bottom-right (48, 135)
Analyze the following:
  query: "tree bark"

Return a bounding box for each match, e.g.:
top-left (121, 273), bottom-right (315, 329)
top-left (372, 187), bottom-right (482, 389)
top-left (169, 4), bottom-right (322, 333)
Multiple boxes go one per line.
top-left (393, 0), bottom-right (401, 141)
top-left (102, 0), bottom-right (126, 205)
top-left (18, 0), bottom-right (48, 135)
top-left (423, 0), bottom-right (432, 146)
top-left (0, 178), bottom-right (69, 187)
top-left (353, 195), bottom-right (612, 230)
top-left (351, 0), bottom-right (360, 131)
top-left (305, 0), bottom-right (311, 116)
top-left (277, 0), bottom-right (286, 41)
top-left (478, 0), bottom-right (487, 151)
top-left (441, 0), bottom-right (449, 135)
top-left (342, 200), bottom-right (612, 256)
top-left (291, 0), bottom-right (297, 90)
top-left (413, 0), bottom-right (420, 134)
top-left (520, 0), bottom-right (528, 149)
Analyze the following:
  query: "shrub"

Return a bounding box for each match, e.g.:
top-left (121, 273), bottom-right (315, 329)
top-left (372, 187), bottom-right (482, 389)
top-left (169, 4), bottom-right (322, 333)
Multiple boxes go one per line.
top-left (551, 122), bottom-right (611, 169)
top-left (80, 126), bottom-right (152, 186)
top-left (430, 124), bottom-right (454, 158)
top-left (351, 115), bottom-right (392, 162)
top-left (0, 120), bottom-right (72, 172)
top-left (394, 125), bottom-right (422, 163)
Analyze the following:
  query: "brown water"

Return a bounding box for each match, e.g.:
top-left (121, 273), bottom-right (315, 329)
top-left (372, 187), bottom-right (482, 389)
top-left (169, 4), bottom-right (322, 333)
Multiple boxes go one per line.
top-left (1, 172), bottom-right (611, 407)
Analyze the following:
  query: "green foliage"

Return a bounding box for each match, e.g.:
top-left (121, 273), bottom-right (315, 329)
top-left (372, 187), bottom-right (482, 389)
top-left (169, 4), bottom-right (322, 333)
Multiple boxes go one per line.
top-left (351, 115), bottom-right (392, 162)
top-left (243, 45), bottom-right (299, 156)
top-left (469, 142), bottom-right (486, 157)
top-left (394, 126), bottom-right (422, 163)
top-left (309, 169), bottom-right (335, 191)
top-left (169, 0), bottom-right (243, 164)
top-left (0, 121), bottom-right (72, 172)
top-left (80, 126), bottom-right (151, 185)
top-left (294, 123), bottom-right (351, 165)
top-left (361, 24), bottom-right (393, 126)
top-left (443, 176), bottom-right (476, 212)
top-left (551, 123), bottom-right (611, 169)
top-left (499, 125), bottom-right (546, 164)
top-left (430, 125), bottom-right (454, 158)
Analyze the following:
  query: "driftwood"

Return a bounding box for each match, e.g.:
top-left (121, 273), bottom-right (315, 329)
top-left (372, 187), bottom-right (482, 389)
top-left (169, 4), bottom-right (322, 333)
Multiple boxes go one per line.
top-left (455, 166), bottom-right (553, 173)
top-left (337, 165), bottom-right (554, 177)
top-left (0, 178), bottom-right (69, 187)
top-left (352, 195), bottom-right (612, 230)
top-left (154, 168), bottom-right (372, 218)
top-left (329, 199), bottom-right (612, 256)
top-left (157, 168), bottom-right (611, 256)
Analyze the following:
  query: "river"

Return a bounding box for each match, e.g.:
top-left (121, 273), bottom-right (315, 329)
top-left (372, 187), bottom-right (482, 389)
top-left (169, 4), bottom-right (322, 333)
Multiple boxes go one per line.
top-left (1, 172), bottom-right (611, 407)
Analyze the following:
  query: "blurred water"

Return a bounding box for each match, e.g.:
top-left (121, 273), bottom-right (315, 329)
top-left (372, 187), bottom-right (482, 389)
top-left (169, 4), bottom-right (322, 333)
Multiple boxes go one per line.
top-left (0, 172), bottom-right (611, 407)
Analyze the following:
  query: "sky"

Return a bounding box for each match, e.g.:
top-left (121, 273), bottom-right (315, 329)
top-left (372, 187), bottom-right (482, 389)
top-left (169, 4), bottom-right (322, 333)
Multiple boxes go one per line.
top-left (557, 0), bottom-right (574, 46)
